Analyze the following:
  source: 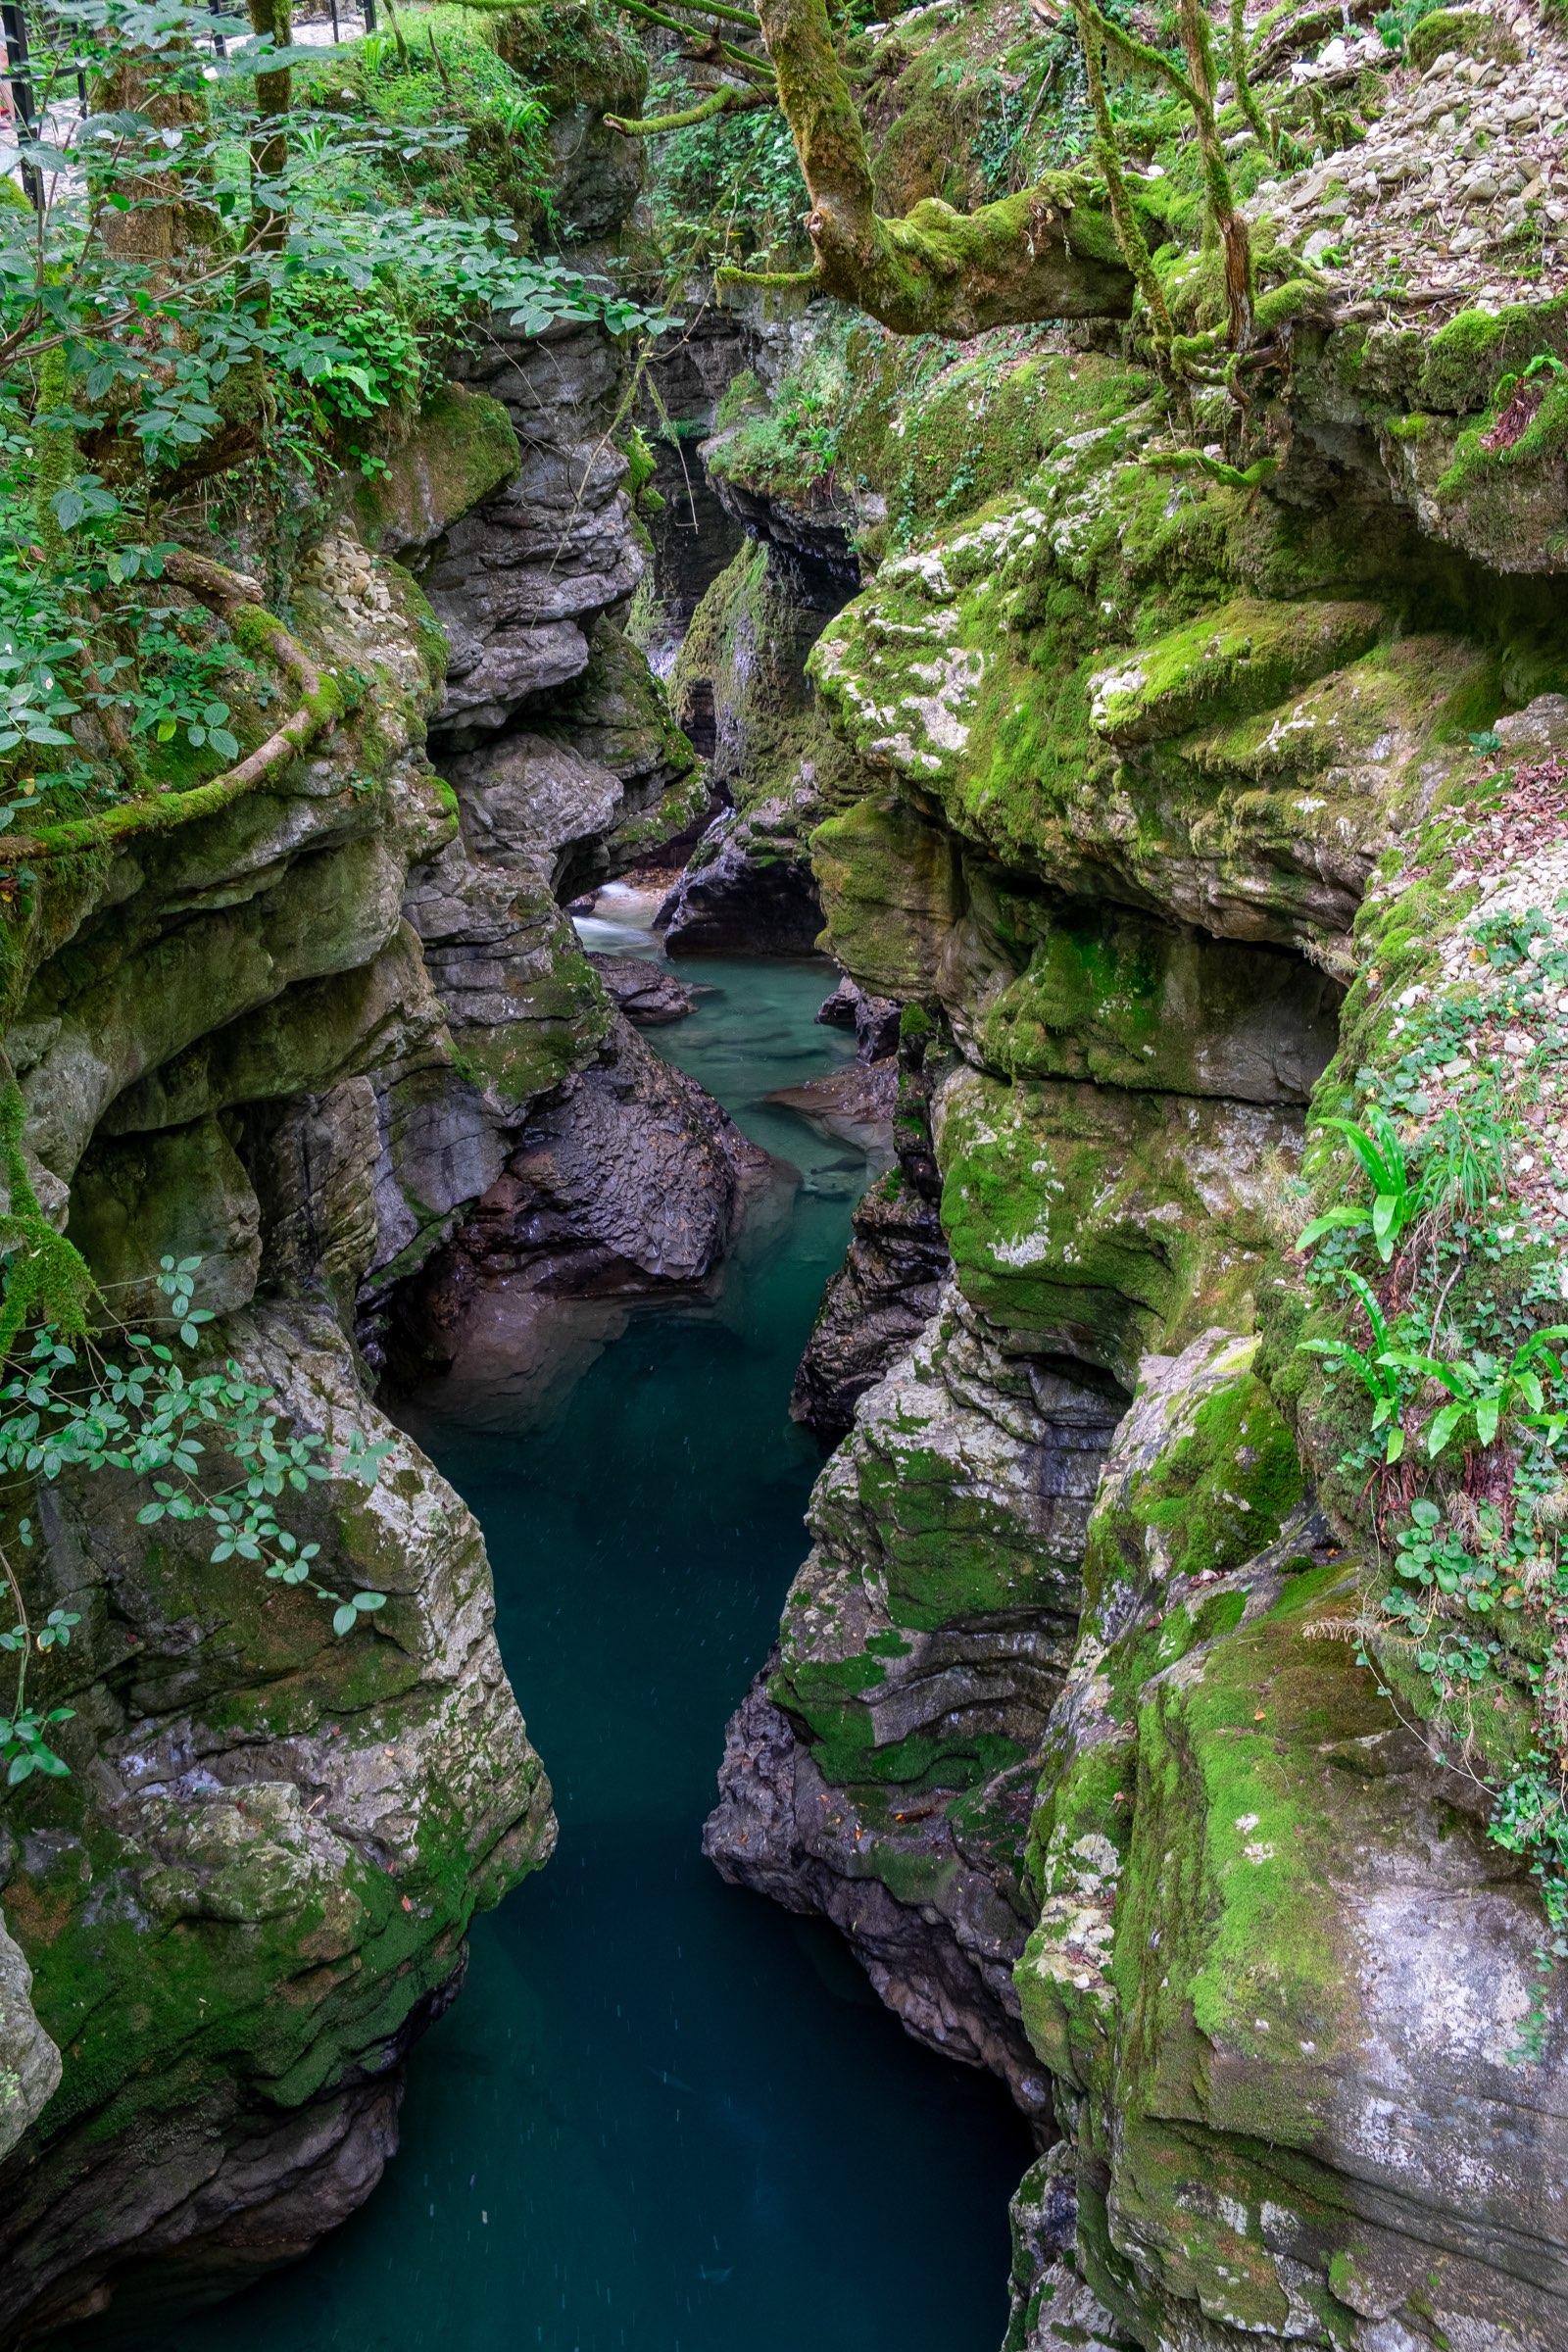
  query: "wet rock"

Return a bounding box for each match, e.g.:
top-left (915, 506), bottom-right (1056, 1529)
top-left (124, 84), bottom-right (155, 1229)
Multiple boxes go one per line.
top-left (391, 1014), bottom-right (773, 1366)
top-left (442, 730), bottom-right (625, 893)
top-left (1004, 2153), bottom-right (1132, 2351)
top-left (814, 976), bottom-right (901, 1062)
top-left (789, 1169), bottom-right (950, 1440)
top-left (586, 954), bottom-right (695, 1025)
top-left (706, 1288), bottom-right (1126, 2121)
top-left (766, 1055), bottom-right (897, 1158)
top-left (707, 1670), bottom-right (1055, 2115)
top-left (657, 796), bottom-right (824, 957)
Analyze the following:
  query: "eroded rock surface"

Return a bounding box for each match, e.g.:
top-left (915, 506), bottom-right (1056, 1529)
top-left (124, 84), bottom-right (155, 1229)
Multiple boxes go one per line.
top-left (707, 1286), bottom-right (1126, 2119)
top-left (0, 1297), bottom-right (553, 2338)
top-left (696, 139), bottom-right (1568, 2340)
top-left (395, 1011), bottom-right (772, 1369)
top-left (658, 791), bottom-right (826, 957)
top-left (586, 953), bottom-right (695, 1025)
top-left (789, 1169), bottom-right (948, 1439)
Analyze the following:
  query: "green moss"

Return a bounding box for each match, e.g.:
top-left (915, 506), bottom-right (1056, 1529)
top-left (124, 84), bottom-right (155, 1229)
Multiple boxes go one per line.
top-left (1419, 293), bottom-right (1568, 413)
top-left (1088, 598), bottom-right (1385, 748)
top-left (669, 539), bottom-right (855, 818)
top-left (449, 945), bottom-right (611, 1110)
top-left (713, 368), bottom-right (763, 430)
top-left (936, 1066), bottom-right (1287, 1382)
top-left (1437, 366), bottom-right (1568, 507)
top-left (810, 795), bottom-right (962, 997)
top-left (1406, 6), bottom-right (1522, 69)
top-left (976, 894), bottom-right (1337, 1099)
top-left (1086, 1364), bottom-right (1304, 1613)
top-left (352, 381), bottom-right (519, 555)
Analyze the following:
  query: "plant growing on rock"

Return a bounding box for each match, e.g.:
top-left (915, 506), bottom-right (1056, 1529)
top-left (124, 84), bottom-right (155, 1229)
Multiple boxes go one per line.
top-left (0, 0), bottom-right (670, 861)
top-left (0, 1077), bottom-right (394, 1782)
top-left (1302, 1268), bottom-right (1410, 1462)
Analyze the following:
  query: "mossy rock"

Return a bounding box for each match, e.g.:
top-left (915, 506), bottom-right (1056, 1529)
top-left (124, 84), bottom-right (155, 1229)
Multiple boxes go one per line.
top-left (934, 1063), bottom-right (1299, 1384)
top-left (0, 1301), bottom-right (553, 2297)
top-left (1407, 8), bottom-right (1522, 70)
top-left (809, 793), bottom-right (963, 997)
top-left (352, 381), bottom-right (519, 558)
top-left (1017, 1539), bottom-right (1568, 2349)
top-left (974, 892), bottom-right (1340, 1103)
top-left (1086, 598), bottom-right (1383, 751)
top-left (1082, 1329), bottom-right (1305, 1616)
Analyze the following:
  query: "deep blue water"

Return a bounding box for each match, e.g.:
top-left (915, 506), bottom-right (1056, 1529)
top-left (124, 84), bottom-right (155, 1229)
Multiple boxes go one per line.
top-left (163, 893), bottom-right (1032, 2352)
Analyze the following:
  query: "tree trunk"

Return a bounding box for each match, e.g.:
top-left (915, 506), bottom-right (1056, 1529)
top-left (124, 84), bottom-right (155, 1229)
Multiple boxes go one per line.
top-left (752, 0), bottom-right (1136, 335)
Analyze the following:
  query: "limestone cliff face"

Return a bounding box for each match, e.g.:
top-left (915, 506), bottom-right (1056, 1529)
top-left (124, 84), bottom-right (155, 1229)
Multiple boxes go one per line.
top-left (704, 248), bottom-right (1568, 2347)
top-left (0, 285), bottom-right (696, 2336)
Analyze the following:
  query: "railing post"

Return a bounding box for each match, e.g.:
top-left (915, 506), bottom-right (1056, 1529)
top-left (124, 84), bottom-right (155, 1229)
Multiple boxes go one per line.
top-left (0, 1), bottom-right (41, 210)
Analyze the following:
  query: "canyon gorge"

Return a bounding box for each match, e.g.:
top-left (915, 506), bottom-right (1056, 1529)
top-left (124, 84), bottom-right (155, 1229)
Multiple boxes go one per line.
top-left (2, 0), bottom-right (1568, 2343)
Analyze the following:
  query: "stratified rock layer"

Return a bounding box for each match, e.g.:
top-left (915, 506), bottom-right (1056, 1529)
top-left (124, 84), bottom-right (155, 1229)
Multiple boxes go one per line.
top-left (704, 242), bottom-right (1568, 2347)
top-left (0, 321), bottom-right (705, 2341)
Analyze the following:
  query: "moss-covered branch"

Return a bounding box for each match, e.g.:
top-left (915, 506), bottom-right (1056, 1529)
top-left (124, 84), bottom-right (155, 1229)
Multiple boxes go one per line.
top-left (607, 81), bottom-right (770, 133)
top-left (1072, 0), bottom-right (1173, 346)
top-left (1175, 0), bottom-right (1254, 346)
top-left (1069, 0), bottom-right (1196, 106)
top-left (1144, 447), bottom-right (1280, 487)
top-left (1229, 0), bottom-right (1275, 155)
top-left (4, 554), bottom-right (341, 864)
top-left (751, 0), bottom-right (1135, 334)
top-left (609, 0), bottom-right (770, 66)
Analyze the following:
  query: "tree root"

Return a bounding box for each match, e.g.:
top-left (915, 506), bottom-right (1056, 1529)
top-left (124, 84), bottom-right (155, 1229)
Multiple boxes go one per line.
top-left (3, 552), bottom-right (343, 865)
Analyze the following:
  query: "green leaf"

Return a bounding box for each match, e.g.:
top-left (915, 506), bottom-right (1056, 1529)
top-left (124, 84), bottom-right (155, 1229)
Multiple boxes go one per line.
top-left (1297, 1207), bottom-right (1369, 1250)
top-left (1428, 1401), bottom-right (1467, 1457)
top-left (332, 1601), bottom-right (358, 1636)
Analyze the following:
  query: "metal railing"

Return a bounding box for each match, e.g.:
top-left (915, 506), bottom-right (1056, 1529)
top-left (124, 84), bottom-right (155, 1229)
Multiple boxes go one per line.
top-left (2, 0), bottom-right (383, 204)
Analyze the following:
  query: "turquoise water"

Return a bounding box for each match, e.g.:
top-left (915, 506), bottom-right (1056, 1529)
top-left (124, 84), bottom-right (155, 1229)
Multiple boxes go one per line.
top-left (163, 898), bottom-right (1032, 2352)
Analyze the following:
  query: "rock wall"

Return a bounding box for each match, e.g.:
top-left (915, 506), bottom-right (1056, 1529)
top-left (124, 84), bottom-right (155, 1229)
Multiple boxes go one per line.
top-left (701, 204), bottom-right (1568, 2350)
top-left (0, 295), bottom-right (708, 2348)
top-left (650, 309), bottom-right (870, 956)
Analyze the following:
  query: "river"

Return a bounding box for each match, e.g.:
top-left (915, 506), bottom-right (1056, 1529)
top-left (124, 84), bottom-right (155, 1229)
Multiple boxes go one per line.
top-left (160, 894), bottom-right (1032, 2352)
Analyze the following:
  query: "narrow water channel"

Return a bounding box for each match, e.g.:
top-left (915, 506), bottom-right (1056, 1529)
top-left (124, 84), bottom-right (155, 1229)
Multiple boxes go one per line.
top-left (164, 897), bottom-right (1033, 2352)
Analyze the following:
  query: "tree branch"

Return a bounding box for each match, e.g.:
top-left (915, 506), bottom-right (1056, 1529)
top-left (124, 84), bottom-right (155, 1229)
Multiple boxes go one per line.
top-left (1229, 0), bottom-right (1275, 154)
top-left (4, 555), bottom-right (343, 864)
top-left (1071, 0), bottom-right (1172, 344)
top-left (606, 84), bottom-right (769, 135)
top-left (751, 0), bottom-right (1135, 334)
